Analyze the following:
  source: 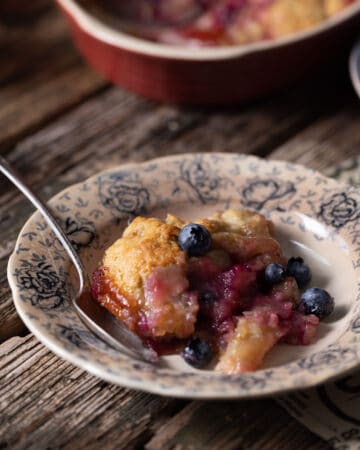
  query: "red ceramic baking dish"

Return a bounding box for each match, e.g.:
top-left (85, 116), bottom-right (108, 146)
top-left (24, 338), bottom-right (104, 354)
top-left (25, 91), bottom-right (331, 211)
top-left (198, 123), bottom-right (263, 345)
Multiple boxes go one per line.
top-left (55, 0), bottom-right (360, 104)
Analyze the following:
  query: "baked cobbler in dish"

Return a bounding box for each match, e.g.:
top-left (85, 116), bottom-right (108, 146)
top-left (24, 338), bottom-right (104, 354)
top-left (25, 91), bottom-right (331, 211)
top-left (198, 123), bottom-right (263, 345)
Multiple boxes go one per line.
top-left (105, 0), bottom-right (357, 47)
top-left (92, 209), bottom-right (334, 373)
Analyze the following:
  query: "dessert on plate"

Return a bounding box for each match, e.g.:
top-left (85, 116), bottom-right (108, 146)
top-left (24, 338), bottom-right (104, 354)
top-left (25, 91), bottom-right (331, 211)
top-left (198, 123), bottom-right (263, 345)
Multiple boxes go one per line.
top-left (91, 209), bottom-right (334, 374)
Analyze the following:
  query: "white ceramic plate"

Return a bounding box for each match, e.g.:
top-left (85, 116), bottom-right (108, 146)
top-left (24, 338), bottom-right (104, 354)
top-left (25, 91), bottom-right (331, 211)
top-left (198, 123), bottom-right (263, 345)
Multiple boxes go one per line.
top-left (7, 153), bottom-right (360, 398)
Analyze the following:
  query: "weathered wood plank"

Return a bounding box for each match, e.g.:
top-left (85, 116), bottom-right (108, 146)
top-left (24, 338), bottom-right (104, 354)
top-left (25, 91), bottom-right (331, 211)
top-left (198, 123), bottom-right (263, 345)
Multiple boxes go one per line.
top-left (0, 334), bottom-right (328, 450)
top-left (145, 400), bottom-right (329, 450)
top-left (271, 101), bottom-right (360, 171)
top-left (0, 6), bottom-right (65, 84)
top-left (0, 6), bottom-right (106, 149)
top-left (0, 335), bottom-right (187, 450)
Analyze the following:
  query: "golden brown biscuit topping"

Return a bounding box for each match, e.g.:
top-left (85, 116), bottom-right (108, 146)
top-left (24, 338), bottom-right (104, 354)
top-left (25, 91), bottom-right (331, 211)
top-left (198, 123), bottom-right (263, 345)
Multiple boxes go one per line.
top-left (92, 209), bottom-right (323, 373)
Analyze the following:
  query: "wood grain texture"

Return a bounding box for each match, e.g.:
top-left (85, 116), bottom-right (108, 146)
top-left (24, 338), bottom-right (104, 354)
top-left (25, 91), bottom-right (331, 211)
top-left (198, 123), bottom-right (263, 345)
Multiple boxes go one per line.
top-left (271, 98), bottom-right (360, 171)
top-left (0, 334), bottom-right (328, 450)
top-left (0, 6), bottom-right (106, 150)
top-left (145, 400), bottom-right (330, 450)
top-left (0, 335), bottom-right (187, 450)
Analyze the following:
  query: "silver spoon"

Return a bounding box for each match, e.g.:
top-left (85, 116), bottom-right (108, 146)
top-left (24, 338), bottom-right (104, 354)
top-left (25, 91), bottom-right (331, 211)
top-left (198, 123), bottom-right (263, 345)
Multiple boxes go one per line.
top-left (0, 156), bottom-right (158, 363)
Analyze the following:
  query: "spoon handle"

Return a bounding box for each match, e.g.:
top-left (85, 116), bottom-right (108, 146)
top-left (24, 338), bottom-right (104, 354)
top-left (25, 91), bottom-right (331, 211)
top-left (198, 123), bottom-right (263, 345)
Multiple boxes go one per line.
top-left (1, 156), bottom-right (158, 363)
top-left (0, 156), bottom-right (87, 295)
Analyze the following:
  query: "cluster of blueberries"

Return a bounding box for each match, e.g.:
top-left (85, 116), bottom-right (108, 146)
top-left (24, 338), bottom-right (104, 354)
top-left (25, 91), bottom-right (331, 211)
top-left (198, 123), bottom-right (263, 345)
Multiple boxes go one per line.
top-left (176, 223), bottom-right (334, 369)
top-left (265, 259), bottom-right (334, 320)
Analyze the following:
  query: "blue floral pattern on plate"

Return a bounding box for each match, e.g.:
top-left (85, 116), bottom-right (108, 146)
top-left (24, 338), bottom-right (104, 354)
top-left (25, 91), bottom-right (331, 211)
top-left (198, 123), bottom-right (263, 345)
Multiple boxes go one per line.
top-left (7, 153), bottom-right (360, 399)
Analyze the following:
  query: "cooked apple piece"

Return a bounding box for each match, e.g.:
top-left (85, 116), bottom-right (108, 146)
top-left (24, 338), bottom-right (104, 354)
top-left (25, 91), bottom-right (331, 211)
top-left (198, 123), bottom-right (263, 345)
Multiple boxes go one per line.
top-left (215, 314), bottom-right (286, 374)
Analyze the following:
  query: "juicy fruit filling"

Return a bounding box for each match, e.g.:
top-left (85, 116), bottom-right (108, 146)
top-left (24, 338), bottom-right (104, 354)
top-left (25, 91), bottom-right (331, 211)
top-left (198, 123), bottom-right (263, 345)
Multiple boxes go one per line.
top-left (104, 0), bottom-right (356, 47)
top-left (92, 210), bottom-right (324, 374)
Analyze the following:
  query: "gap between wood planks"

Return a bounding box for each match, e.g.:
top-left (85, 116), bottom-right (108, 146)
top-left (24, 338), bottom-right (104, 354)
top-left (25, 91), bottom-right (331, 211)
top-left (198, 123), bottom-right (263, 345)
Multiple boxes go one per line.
top-left (0, 334), bottom-right (329, 450)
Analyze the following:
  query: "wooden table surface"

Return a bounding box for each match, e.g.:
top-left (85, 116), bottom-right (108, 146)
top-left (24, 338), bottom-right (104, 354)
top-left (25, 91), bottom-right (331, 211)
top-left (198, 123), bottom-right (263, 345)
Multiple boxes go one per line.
top-left (1, 4), bottom-right (359, 449)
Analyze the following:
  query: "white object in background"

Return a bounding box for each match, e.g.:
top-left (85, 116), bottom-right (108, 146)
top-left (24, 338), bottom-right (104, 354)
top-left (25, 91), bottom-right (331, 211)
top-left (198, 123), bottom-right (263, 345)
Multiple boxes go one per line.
top-left (350, 38), bottom-right (360, 99)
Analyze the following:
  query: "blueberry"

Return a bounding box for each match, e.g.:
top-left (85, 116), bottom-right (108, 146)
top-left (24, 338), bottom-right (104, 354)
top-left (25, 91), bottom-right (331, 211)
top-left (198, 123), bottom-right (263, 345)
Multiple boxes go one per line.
top-left (264, 263), bottom-right (286, 285)
top-left (182, 337), bottom-right (213, 368)
top-left (286, 257), bottom-right (312, 288)
top-left (199, 290), bottom-right (217, 305)
top-left (178, 224), bottom-right (212, 256)
top-left (300, 287), bottom-right (334, 320)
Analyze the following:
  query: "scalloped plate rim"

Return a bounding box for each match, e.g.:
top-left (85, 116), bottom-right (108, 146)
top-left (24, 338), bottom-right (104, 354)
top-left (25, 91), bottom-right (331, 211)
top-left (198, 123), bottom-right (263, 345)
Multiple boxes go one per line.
top-left (7, 152), bottom-right (360, 399)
